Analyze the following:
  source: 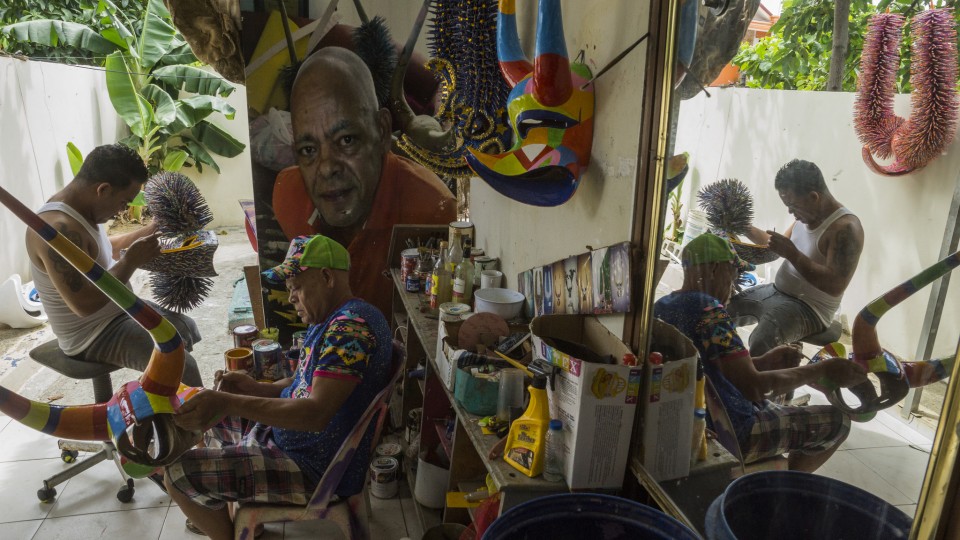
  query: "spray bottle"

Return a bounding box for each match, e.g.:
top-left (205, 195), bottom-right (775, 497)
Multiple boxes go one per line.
top-left (503, 375), bottom-right (550, 477)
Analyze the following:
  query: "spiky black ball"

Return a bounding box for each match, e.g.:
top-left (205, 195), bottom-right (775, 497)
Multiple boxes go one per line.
top-left (151, 273), bottom-right (214, 313)
top-left (697, 178), bottom-right (754, 236)
top-left (354, 16), bottom-right (398, 109)
top-left (145, 172), bottom-right (213, 235)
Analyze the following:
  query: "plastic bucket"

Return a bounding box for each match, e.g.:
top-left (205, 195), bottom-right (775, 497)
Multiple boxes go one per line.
top-left (681, 209), bottom-right (710, 247)
top-left (705, 471), bottom-right (912, 540)
top-left (481, 493), bottom-right (699, 540)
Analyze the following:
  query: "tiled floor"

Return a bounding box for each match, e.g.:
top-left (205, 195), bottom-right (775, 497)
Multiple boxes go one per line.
top-left (0, 412), bottom-right (419, 539)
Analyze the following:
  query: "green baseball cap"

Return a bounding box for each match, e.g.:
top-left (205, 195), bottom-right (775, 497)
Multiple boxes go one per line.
top-left (682, 233), bottom-right (755, 272)
top-left (262, 235), bottom-right (350, 283)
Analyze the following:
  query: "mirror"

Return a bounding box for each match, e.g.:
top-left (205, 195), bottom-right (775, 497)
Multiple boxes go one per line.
top-left (654, 0), bottom-right (960, 529)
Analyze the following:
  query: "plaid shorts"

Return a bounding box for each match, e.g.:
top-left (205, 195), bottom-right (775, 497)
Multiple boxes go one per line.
top-left (741, 401), bottom-right (850, 463)
top-left (165, 416), bottom-right (308, 510)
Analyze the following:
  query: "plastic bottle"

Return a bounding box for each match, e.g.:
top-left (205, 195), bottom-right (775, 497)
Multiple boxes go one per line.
top-left (503, 375), bottom-right (551, 477)
top-left (430, 241), bottom-right (452, 310)
top-left (542, 419), bottom-right (565, 482)
top-left (452, 247), bottom-right (474, 305)
top-left (691, 408), bottom-right (707, 466)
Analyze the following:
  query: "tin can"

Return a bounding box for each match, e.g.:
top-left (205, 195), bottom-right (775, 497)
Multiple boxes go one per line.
top-left (224, 347), bottom-right (254, 375)
top-left (405, 272), bottom-right (421, 293)
top-left (369, 457), bottom-right (399, 499)
top-left (253, 339), bottom-right (283, 381)
top-left (376, 442), bottom-right (404, 477)
top-left (232, 324), bottom-right (260, 349)
top-left (439, 302), bottom-right (470, 323)
top-left (400, 247), bottom-right (420, 283)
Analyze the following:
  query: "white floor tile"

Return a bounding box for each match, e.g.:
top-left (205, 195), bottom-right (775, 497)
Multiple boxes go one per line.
top-left (874, 410), bottom-right (934, 447)
top-left (0, 421), bottom-right (64, 462)
top-left (0, 414), bottom-right (11, 432)
top-left (849, 445), bottom-right (931, 503)
top-left (0, 519), bottom-right (43, 539)
top-left (47, 457), bottom-right (170, 518)
top-left (0, 458), bottom-right (69, 523)
top-left (814, 450), bottom-right (913, 506)
top-left (33, 506), bottom-right (168, 540)
top-left (161, 503), bottom-right (285, 540)
top-left (895, 504), bottom-right (917, 518)
top-left (840, 417), bottom-right (911, 450)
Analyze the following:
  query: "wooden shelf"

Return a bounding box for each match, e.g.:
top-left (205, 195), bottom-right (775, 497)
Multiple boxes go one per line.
top-left (433, 418), bottom-right (454, 460)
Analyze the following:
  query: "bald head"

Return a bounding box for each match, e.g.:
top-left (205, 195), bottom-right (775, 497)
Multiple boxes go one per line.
top-left (292, 47), bottom-right (380, 114)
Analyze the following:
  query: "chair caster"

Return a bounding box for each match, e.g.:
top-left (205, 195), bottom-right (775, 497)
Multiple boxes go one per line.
top-left (61, 449), bottom-right (80, 463)
top-left (37, 486), bottom-right (57, 503)
top-left (117, 479), bottom-right (135, 503)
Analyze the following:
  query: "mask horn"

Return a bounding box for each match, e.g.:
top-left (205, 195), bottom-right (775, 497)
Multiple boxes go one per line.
top-left (498, 0), bottom-right (533, 86)
top-left (532, 0), bottom-right (572, 106)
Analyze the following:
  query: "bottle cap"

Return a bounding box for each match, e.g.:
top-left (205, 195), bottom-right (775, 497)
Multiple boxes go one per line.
top-left (622, 353), bottom-right (637, 366)
top-left (648, 351), bottom-right (663, 365)
top-left (531, 375), bottom-right (547, 390)
top-left (549, 419), bottom-right (563, 430)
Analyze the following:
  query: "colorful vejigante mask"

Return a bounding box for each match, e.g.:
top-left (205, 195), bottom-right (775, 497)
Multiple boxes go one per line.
top-left (810, 250), bottom-right (960, 421)
top-left (465, 0), bottom-right (595, 207)
top-left (0, 186), bottom-right (202, 478)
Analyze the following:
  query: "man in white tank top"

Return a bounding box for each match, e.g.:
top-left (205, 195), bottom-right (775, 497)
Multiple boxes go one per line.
top-left (727, 159), bottom-right (865, 357)
top-left (25, 144), bottom-right (202, 386)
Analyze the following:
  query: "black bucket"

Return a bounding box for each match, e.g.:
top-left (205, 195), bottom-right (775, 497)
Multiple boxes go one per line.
top-left (481, 493), bottom-right (699, 540)
top-left (705, 470), bottom-right (912, 540)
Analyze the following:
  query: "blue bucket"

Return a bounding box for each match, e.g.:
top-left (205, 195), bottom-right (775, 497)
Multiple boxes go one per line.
top-left (705, 471), bottom-right (912, 540)
top-left (481, 493), bottom-right (699, 540)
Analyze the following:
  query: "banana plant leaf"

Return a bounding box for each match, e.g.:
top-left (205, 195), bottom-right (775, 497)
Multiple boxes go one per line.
top-left (153, 65), bottom-right (236, 97)
top-left (105, 52), bottom-right (154, 138)
top-left (1, 20), bottom-right (118, 55)
top-left (191, 121), bottom-right (245, 158)
top-left (136, 0), bottom-right (177, 71)
top-left (140, 84), bottom-right (177, 127)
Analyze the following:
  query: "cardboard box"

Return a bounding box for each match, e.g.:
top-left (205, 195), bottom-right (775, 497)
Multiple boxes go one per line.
top-left (531, 315), bottom-right (642, 490)
top-left (636, 320), bottom-right (699, 481)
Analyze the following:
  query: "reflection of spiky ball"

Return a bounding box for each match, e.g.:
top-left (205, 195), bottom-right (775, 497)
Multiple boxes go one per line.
top-left (697, 178), bottom-right (754, 236)
top-left (145, 172), bottom-right (213, 235)
top-left (151, 273), bottom-right (213, 312)
top-left (854, 13), bottom-right (906, 159)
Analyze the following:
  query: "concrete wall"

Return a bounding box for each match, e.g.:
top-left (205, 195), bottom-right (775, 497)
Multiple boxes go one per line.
top-left (0, 57), bottom-right (253, 283)
top-left (674, 87), bottom-right (960, 359)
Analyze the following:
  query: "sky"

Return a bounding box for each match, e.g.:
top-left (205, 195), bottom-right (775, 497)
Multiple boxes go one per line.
top-left (763, 0), bottom-right (783, 16)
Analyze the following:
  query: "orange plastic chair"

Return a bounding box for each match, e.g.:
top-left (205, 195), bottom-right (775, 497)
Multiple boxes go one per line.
top-left (233, 343), bottom-right (404, 540)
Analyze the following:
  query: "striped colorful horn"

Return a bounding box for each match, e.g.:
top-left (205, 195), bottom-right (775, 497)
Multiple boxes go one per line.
top-left (0, 185), bottom-right (196, 472)
top-left (498, 0), bottom-right (533, 86)
top-left (531, 0), bottom-right (572, 107)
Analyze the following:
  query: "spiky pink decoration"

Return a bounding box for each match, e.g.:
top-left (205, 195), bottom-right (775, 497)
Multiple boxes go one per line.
top-left (854, 8), bottom-right (959, 177)
top-left (854, 13), bottom-right (905, 159)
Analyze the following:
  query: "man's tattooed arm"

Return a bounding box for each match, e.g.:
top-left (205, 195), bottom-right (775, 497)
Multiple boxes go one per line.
top-left (48, 224), bottom-right (88, 293)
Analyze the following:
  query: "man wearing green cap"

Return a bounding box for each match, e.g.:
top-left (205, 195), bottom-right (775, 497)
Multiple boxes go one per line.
top-left (163, 235), bottom-right (392, 538)
top-left (654, 233), bottom-right (866, 472)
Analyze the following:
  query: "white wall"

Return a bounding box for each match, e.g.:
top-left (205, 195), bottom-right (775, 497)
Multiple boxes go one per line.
top-left (674, 87), bottom-right (960, 359)
top-left (0, 57), bottom-right (253, 283)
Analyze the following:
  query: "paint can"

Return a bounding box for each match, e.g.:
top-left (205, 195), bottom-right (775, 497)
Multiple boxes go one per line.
top-left (232, 324), bottom-right (260, 349)
top-left (448, 221), bottom-right (475, 248)
top-left (252, 339), bottom-right (283, 381)
top-left (224, 347), bottom-right (254, 376)
top-left (400, 248), bottom-right (420, 285)
top-left (369, 456), bottom-right (399, 499)
top-left (376, 442), bottom-right (404, 477)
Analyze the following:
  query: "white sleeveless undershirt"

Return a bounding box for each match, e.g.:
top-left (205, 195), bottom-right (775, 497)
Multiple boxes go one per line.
top-left (774, 207), bottom-right (854, 326)
top-left (30, 202), bottom-right (124, 355)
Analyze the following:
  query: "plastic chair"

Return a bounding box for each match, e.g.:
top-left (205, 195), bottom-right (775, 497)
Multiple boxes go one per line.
top-left (28, 340), bottom-right (136, 502)
top-left (233, 344), bottom-right (405, 540)
top-left (0, 274), bottom-right (46, 328)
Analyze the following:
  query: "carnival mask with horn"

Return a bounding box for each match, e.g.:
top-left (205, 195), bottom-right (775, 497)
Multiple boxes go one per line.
top-left (0, 186), bottom-right (202, 478)
top-left (466, 0), bottom-right (595, 207)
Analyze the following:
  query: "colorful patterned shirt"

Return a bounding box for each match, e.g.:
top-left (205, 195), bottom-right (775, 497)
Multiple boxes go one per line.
top-left (654, 290), bottom-right (756, 444)
top-left (273, 298), bottom-right (392, 496)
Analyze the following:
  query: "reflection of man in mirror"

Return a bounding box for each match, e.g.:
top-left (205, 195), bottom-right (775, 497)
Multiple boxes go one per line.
top-left (269, 48), bottom-right (457, 318)
top-left (655, 234), bottom-right (866, 472)
top-left (727, 159), bottom-right (864, 356)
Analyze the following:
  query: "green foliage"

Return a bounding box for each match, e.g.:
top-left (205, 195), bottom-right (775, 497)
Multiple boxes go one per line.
top-left (667, 179), bottom-right (686, 244)
top-left (1, 0), bottom-right (245, 175)
top-left (732, 0), bottom-right (960, 92)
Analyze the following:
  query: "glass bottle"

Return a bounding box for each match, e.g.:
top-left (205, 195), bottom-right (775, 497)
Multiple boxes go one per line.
top-left (452, 247), bottom-right (474, 305)
top-left (542, 419), bottom-right (565, 482)
top-left (430, 241), bottom-right (452, 310)
top-left (448, 230), bottom-right (463, 272)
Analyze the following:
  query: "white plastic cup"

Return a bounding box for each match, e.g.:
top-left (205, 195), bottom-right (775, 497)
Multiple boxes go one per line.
top-left (480, 269), bottom-right (503, 289)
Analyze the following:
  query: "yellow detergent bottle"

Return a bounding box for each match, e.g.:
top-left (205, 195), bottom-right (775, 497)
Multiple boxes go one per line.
top-left (503, 375), bottom-right (550, 477)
